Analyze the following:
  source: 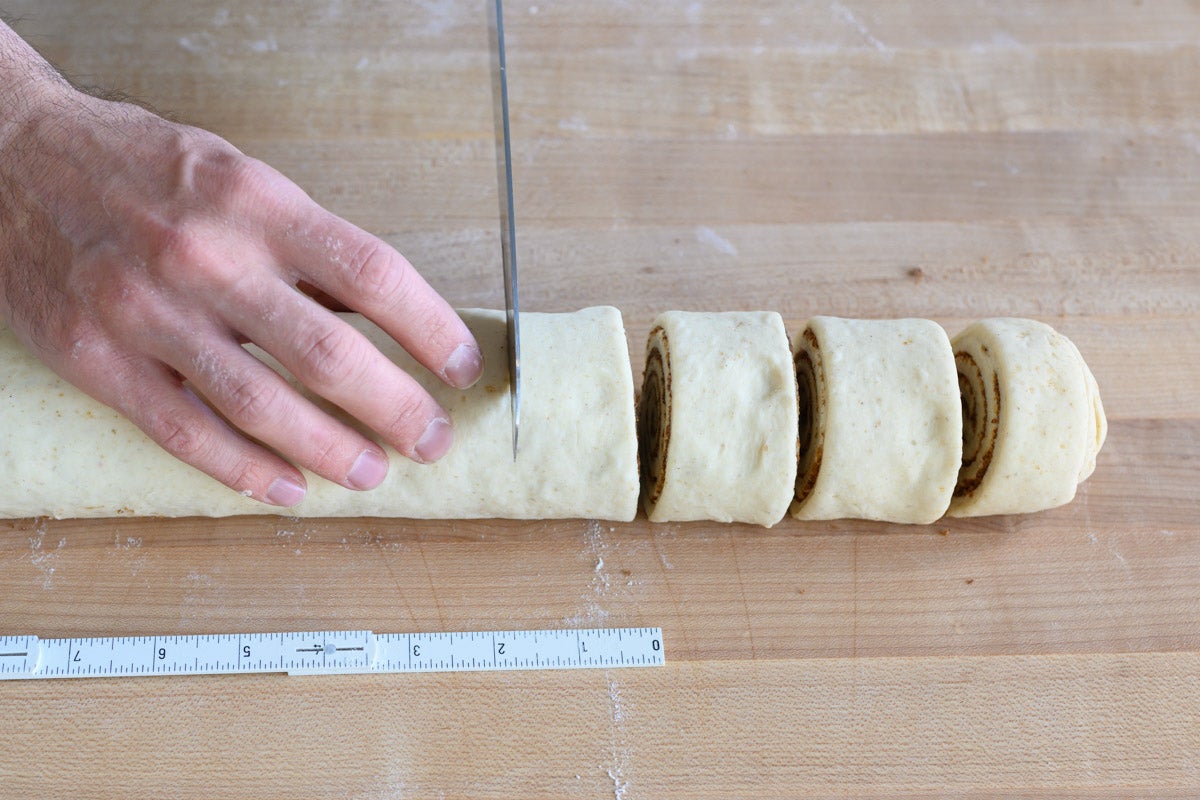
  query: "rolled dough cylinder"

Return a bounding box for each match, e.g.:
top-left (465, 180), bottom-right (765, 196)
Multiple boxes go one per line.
top-left (790, 317), bottom-right (962, 523)
top-left (948, 318), bottom-right (1106, 517)
top-left (0, 307), bottom-right (640, 520)
top-left (637, 311), bottom-right (798, 526)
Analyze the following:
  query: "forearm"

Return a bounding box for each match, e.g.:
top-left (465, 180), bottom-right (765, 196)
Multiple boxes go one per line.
top-left (0, 20), bottom-right (71, 147)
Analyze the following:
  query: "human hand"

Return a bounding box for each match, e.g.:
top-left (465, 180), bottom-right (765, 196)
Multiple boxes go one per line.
top-left (0, 58), bottom-right (483, 507)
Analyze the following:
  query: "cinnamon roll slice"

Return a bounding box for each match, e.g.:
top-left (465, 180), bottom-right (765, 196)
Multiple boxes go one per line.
top-left (637, 311), bottom-right (798, 526)
top-left (790, 317), bottom-right (961, 523)
top-left (948, 318), bottom-right (1107, 517)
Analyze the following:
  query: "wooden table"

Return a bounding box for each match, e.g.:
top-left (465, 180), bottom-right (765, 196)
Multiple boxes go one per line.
top-left (3, 2), bottom-right (1199, 796)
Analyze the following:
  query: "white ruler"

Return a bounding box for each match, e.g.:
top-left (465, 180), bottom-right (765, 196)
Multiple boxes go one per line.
top-left (0, 627), bottom-right (664, 681)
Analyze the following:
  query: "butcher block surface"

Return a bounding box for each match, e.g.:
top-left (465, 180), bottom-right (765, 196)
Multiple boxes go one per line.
top-left (2, 2), bottom-right (1198, 797)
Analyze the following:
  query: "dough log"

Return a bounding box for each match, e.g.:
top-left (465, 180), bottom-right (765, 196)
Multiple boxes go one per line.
top-left (790, 317), bottom-right (962, 523)
top-left (948, 318), bottom-right (1107, 517)
top-left (0, 307), bottom-right (640, 520)
top-left (637, 311), bottom-right (798, 526)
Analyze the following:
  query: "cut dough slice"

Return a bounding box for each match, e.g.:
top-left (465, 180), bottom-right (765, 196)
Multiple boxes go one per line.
top-left (637, 311), bottom-right (798, 526)
top-left (790, 317), bottom-right (962, 523)
top-left (0, 307), bottom-right (640, 520)
top-left (948, 318), bottom-right (1107, 517)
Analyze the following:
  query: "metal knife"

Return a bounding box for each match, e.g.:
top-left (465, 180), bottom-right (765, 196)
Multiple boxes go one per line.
top-left (489, 0), bottom-right (520, 460)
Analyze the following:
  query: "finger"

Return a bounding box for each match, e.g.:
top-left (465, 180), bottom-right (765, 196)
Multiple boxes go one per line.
top-left (230, 288), bottom-right (455, 464)
top-left (100, 357), bottom-right (309, 507)
top-left (176, 338), bottom-right (391, 491)
top-left (273, 208), bottom-right (484, 390)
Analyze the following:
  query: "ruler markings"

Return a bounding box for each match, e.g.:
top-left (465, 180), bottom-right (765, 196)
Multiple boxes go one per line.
top-left (0, 628), bottom-right (663, 681)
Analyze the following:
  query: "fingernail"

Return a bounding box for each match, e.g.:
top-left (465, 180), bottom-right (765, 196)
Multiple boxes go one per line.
top-left (414, 417), bottom-right (453, 463)
top-left (347, 448), bottom-right (389, 490)
top-left (265, 476), bottom-right (306, 507)
top-left (443, 344), bottom-right (484, 389)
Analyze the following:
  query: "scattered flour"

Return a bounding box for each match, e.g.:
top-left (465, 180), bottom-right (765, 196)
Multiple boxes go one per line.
top-left (694, 225), bottom-right (738, 257)
top-left (605, 672), bottom-right (632, 800)
top-left (564, 521), bottom-right (613, 626)
top-left (558, 115), bottom-right (590, 133)
top-left (25, 520), bottom-right (62, 590)
top-left (178, 32), bottom-right (217, 54)
top-left (247, 35), bottom-right (278, 53)
top-left (829, 1), bottom-right (892, 56)
top-left (276, 527), bottom-right (313, 556)
top-left (112, 532), bottom-right (148, 577)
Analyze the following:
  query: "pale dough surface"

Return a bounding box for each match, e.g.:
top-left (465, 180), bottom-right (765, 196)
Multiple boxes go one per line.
top-left (790, 317), bottom-right (962, 524)
top-left (0, 307), bottom-right (640, 520)
top-left (947, 318), bottom-right (1107, 517)
top-left (643, 311), bottom-right (798, 526)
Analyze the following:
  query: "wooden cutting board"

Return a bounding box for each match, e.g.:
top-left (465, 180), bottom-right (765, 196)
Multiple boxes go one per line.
top-left (2, 2), bottom-right (1198, 797)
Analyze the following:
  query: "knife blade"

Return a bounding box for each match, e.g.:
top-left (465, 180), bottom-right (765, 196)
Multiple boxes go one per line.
top-left (489, 0), bottom-right (520, 460)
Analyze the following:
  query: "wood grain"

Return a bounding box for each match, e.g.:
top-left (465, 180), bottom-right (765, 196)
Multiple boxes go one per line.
top-left (2, 1), bottom-right (1198, 797)
top-left (4, 653), bottom-right (1200, 798)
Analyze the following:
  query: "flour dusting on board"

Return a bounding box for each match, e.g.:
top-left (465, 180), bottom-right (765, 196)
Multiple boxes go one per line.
top-left (564, 521), bottom-right (613, 626)
top-left (829, 0), bottom-right (892, 56)
top-left (111, 532), bottom-right (149, 578)
top-left (276, 525), bottom-right (312, 556)
top-left (25, 520), bottom-right (61, 590)
top-left (564, 522), bottom-right (649, 626)
top-left (694, 225), bottom-right (738, 257)
top-left (606, 671), bottom-right (633, 800)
